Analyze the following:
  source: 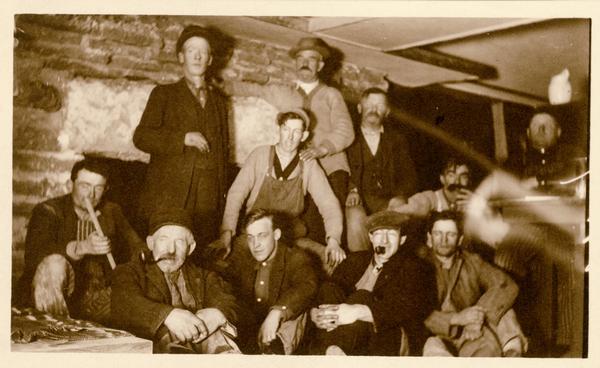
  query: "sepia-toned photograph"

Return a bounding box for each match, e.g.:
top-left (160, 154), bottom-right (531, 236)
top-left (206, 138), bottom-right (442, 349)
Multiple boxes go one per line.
top-left (7, 2), bottom-right (592, 365)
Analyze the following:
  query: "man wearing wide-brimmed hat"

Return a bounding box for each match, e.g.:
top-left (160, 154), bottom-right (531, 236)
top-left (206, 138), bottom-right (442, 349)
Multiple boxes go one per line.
top-left (309, 210), bottom-right (437, 356)
top-left (133, 25), bottom-right (230, 263)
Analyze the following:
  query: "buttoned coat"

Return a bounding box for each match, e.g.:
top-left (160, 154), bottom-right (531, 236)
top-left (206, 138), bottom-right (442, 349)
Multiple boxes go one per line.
top-left (133, 79), bottom-right (229, 220)
top-left (347, 123), bottom-right (418, 203)
top-left (223, 242), bottom-right (318, 322)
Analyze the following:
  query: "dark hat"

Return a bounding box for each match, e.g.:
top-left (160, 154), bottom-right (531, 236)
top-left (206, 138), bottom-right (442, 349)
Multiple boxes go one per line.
top-left (176, 25), bottom-right (212, 54)
top-left (148, 207), bottom-right (194, 235)
top-left (288, 37), bottom-right (331, 59)
top-left (276, 108), bottom-right (310, 127)
top-left (366, 211), bottom-right (408, 233)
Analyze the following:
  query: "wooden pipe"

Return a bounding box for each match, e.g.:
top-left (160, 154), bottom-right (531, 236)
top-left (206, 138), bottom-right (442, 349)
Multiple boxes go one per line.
top-left (83, 197), bottom-right (117, 270)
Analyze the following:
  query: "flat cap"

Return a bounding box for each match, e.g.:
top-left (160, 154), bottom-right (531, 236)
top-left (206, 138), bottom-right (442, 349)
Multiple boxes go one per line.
top-left (276, 108), bottom-right (310, 127)
top-left (148, 207), bottom-right (194, 235)
top-left (288, 37), bottom-right (330, 59)
top-left (366, 210), bottom-right (409, 233)
top-left (176, 25), bottom-right (212, 54)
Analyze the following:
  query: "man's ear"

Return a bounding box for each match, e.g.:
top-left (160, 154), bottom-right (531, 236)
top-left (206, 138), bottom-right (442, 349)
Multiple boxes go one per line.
top-left (357, 103), bottom-right (362, 115)
top-left (146, 235), bottom-right (155, 251)
top-left (526, 128), bottom-right (532, 140)
top-left (556, 127), bottom-right (562, 139)
top-left (66, 180), bottom-right (73, 192)
top-left (301, 131), bottom-right (309, 142)
top-left (317, 60), bottom-right (325, 72)
top-left (426, 233), bottom-right (433, 248)
top-left (400, 235), bottom-right (407, 245)
top-left (440, 174), bottom-right (446, 186)
top-left (177, 52), bottom-right (184, 64)
top-left (273, 228), bottom-right (282, 241)
top-left (458, 235), bottom-right (464, 246)
top-left (207, 54), bottom-right (213, 66)
top-left (188, 241), bottom-right (197, 255)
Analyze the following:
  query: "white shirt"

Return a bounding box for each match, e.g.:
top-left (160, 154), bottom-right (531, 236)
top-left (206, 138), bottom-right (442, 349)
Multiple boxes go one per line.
top-left (296, 80), bottom-right (319, 95)
top-left (360, 125), bottom-right (384, 156)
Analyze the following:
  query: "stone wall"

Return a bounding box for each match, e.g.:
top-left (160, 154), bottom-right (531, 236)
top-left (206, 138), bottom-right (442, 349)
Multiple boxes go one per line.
top-left (12, 14), bottom-right (388, 279)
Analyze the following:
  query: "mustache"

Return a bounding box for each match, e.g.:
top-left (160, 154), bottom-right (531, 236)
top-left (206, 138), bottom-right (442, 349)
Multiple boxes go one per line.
top-left (446, 184), bottom-right (470, 192)
top-left (299, 66), bottom-right (311, 71)
top-left (139, 250), bottom-right (175, 264)
top-left (375, 246), bottom-right (386, 255)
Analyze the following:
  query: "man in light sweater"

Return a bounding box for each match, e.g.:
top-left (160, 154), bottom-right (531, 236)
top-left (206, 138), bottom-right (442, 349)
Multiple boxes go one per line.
top-left (217, 108), bottom-right (346, 274)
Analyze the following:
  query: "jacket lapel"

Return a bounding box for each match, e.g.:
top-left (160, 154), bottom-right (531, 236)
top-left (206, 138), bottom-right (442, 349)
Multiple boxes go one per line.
top-left (267, 245), bottom-right (286, 302)
top-left (144, 263), bottom-right (171, 303)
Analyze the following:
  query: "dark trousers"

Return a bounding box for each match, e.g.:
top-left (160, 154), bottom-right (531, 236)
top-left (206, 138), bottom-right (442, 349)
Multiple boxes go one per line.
top-left (310, 283), bottom-right (379, 355)
top-left (302, 170), bottom-right (348, 245)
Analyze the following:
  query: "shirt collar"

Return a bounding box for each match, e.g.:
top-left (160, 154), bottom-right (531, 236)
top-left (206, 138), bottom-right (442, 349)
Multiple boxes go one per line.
top-left (296, 80), bottom-right (319, 94)
top-left (253, 245), bottom-right (279, 270)
top-left (361, 124), bottom-right (384, 136)
top-left (184, 77), bottom-right (207, 91)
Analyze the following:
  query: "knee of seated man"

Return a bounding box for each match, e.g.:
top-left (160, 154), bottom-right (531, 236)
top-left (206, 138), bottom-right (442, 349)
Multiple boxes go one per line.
top-left (35, 254), bottom-right (71, 281)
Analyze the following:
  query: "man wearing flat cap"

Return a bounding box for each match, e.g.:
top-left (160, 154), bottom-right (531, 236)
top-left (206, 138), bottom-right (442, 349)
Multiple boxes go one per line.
top-left (133, 25), bottom-right (230, 263)
top-left (309, 210), bottom-right (437, 356)
top-left (111, 208), bottom-right (242, 353)
top-left (217, 108), bottom-right (345, 274)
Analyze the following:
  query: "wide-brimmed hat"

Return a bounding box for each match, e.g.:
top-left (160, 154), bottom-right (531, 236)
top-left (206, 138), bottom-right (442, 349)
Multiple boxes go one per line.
top-left (288, 37), bottom-right (331, 59)
top-left (366, 211), bottom-right (409, 233)
top-left (176, 25), bottom-right (212, 54)
top-left (149, 207), bottom-right (194, 235)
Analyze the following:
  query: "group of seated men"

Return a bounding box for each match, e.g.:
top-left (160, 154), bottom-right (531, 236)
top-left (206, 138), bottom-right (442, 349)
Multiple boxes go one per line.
top-left (16, 24), bottom-right (580, 356)
top-left (16, 154), bottom-right (527, 356)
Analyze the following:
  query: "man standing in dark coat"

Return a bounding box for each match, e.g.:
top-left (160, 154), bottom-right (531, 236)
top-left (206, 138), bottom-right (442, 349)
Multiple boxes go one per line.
top-left (345, 87), bottom-right (417, 251)
top-left (221, 209), bottom-right (318, 354)
top-left (309, 211), bottom-right (437, 356)
top-left (111, 208), bottom-right (241, 354)
top-left (133, 25), bottom-right (229, 259)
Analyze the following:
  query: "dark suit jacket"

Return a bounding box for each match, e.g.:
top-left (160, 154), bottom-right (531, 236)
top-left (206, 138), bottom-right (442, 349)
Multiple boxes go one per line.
top-left (133, 79), bottom-right (229, 218)
top-left (323, 247), bottom-right (437, 355)
top-left (111, 259), bottom-right (241, 341)
top-left (17, 194), bottom-right (145, 313)
top-left (223, 243), bottom-right (318, 322)
top-left (347, 123), bottom-right (417, 206)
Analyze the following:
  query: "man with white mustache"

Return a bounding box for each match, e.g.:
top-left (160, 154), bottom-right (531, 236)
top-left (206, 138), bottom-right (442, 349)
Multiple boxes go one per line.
top-left (111, 208), bottom-right (242, 354)
top-left (309, 211), bottom-right (437, 356)
top-left (346, 87), bottom-right (417, 251)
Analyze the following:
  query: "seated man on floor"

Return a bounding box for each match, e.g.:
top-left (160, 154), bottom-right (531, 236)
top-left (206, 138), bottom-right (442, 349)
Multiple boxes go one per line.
top-left (215, 108), bottom-right (345, 274)
top-left (309, 211), bottom-right (437, 356)
top-left (388, 157), bottom-right (473, 218)
top-left (111, 208), bottom-right (242, 354)
top-left (221, 209), bottom-right (318, 354)
top-left (16, 158), bottom-right (145, 324)
top-left (423, 210), bottom-right (526, 357)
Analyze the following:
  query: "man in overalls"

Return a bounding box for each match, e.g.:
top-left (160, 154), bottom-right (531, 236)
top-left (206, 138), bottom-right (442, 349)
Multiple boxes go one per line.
top-left (216, 108), bottom-right (345, 273)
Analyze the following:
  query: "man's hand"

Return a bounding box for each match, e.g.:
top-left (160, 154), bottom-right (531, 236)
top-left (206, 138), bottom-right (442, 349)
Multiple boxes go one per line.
top-left (387, 196), bottom-right (407, 212)
top-left (325, 238), bottom-right (346, 268)
top-left (451, 306), bottom-right (485, 326)
top-left (299, 146), bottom-right (328, 161)
top-left (310, 307), bottom-right (338, 331)
top-left (207, 231), bottom-right (232, 260)
top-left (195, 308), bottom-right (227, 336)
top-left (462, 322), bottom-right (483, 341)
top-left (184, 132), bottom-right (210, 153)
top-left (316, 304), bottom-right (362, 327)
top-left (258, 309), bottom-right (283, 348)
top-left (455, 188), bottom-right (474, 210)
top-left (79, 232), bottom-right (111, 256)
top-left (345, 191), bottom-right (361, 207)
top-left (163, 308), bottom-right (208, 343)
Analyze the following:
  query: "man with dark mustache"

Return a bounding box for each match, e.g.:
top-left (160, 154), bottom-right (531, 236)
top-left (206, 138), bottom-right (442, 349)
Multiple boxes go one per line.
top-left (388, 158), bottom-right (473, 218)
top-left (345, 87), bottom-right (417, 251)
